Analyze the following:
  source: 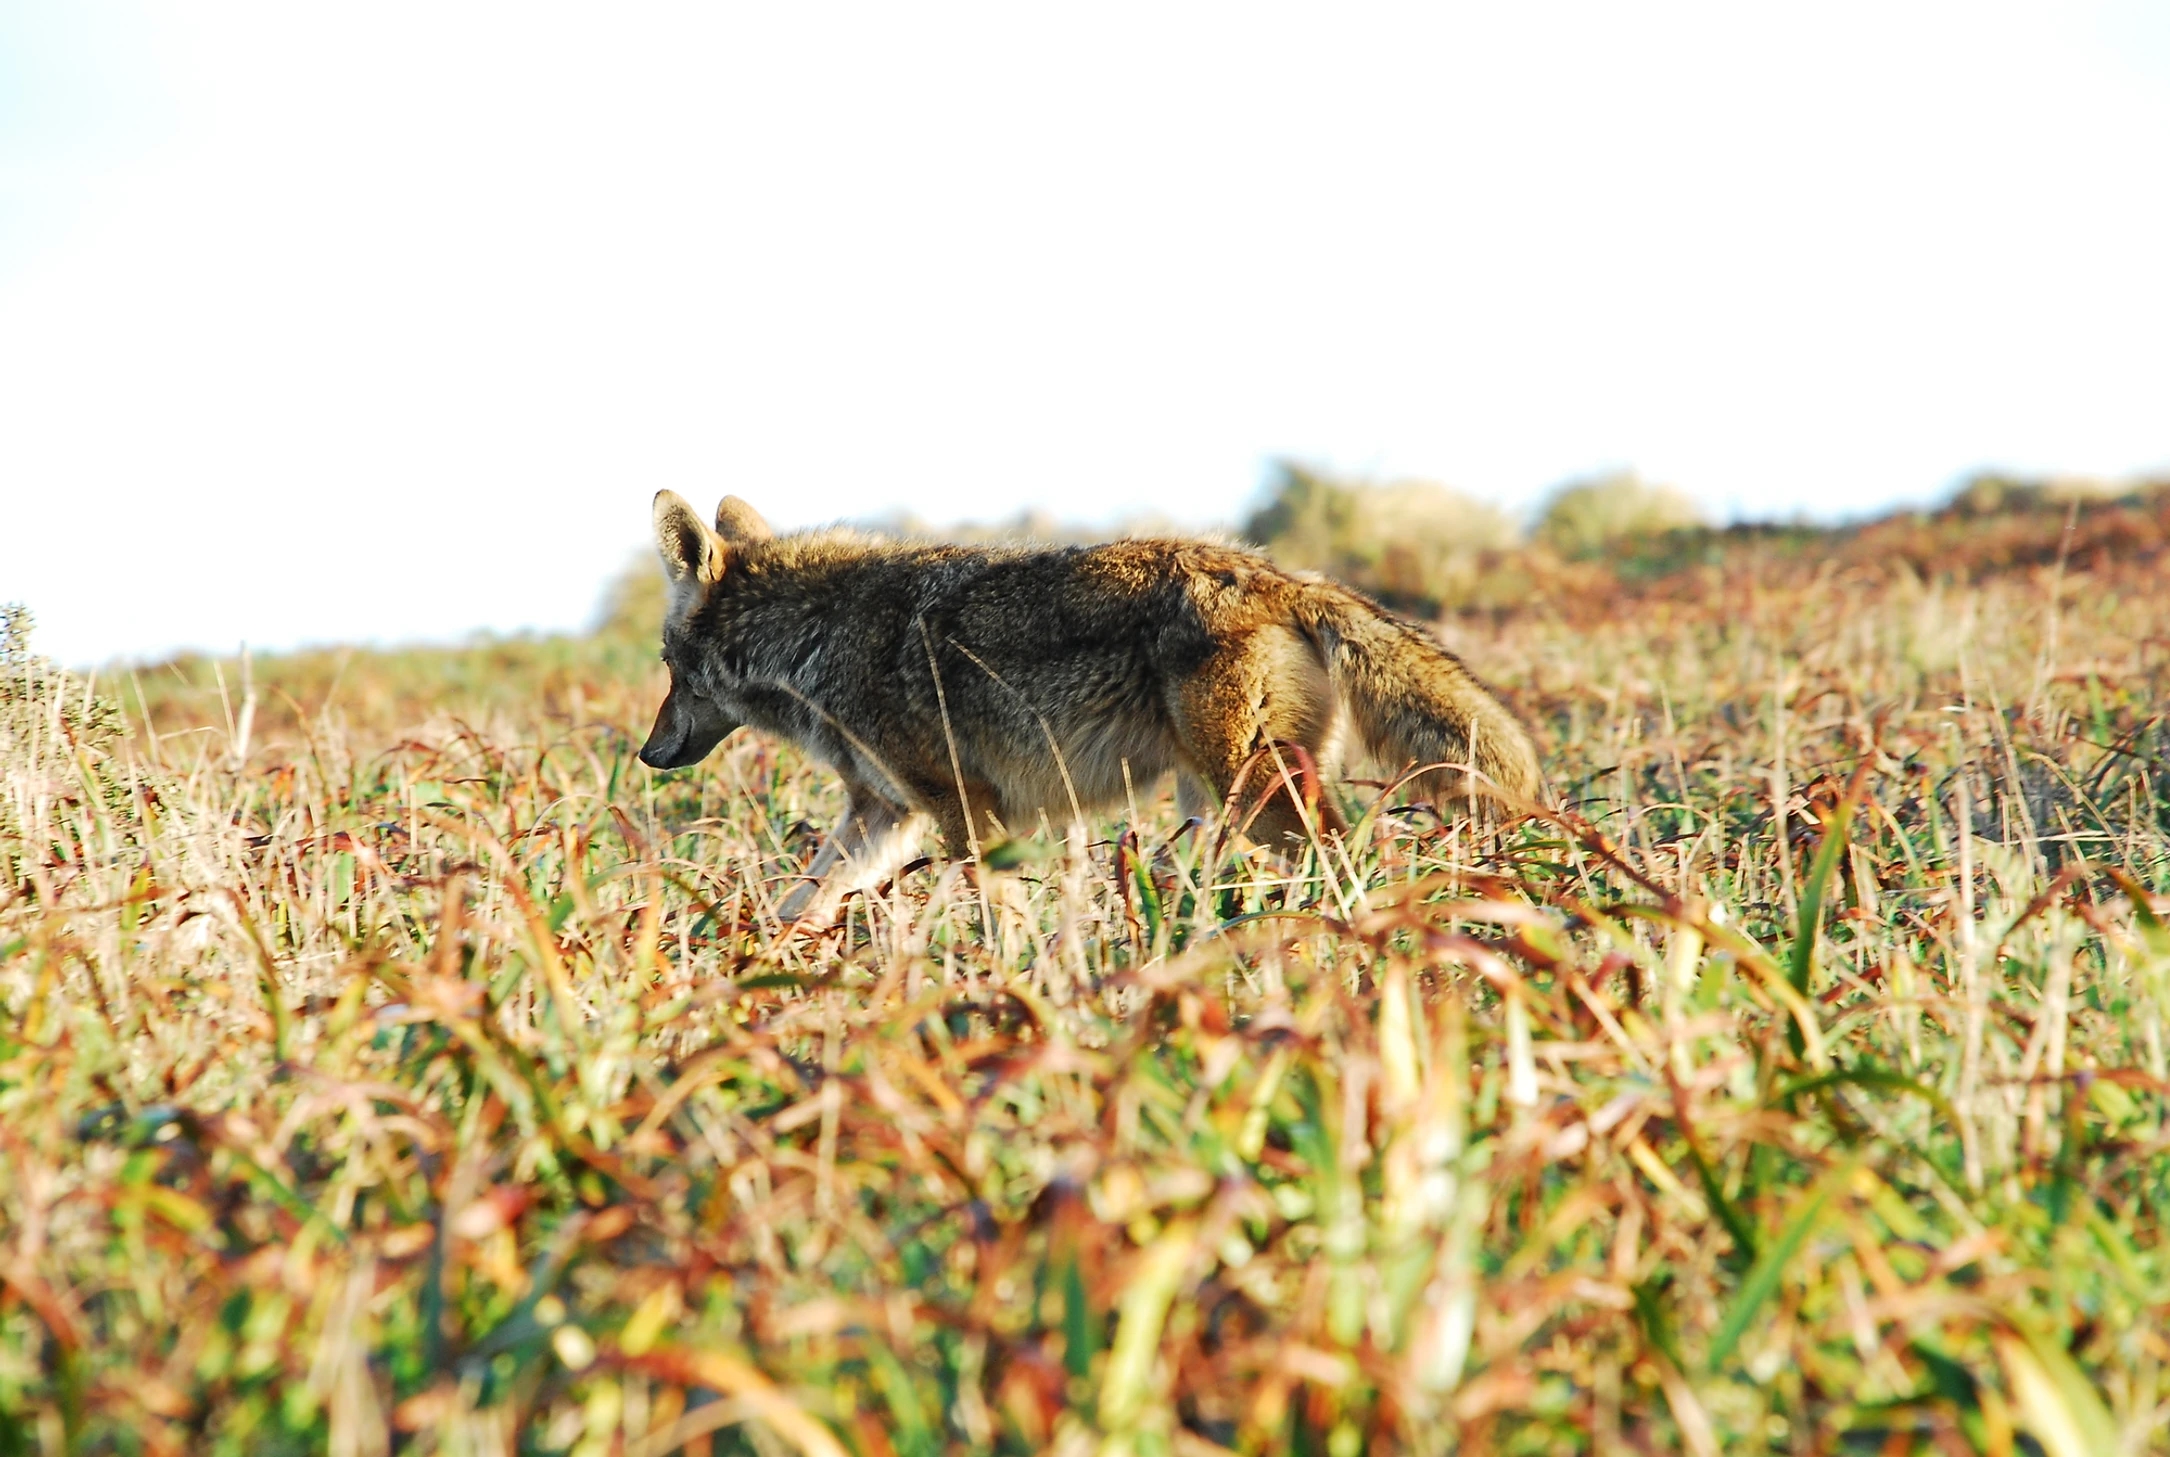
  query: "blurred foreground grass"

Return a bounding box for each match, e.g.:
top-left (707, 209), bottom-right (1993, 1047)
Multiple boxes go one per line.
top-left (6, 493), bottom-right (2170, 1454)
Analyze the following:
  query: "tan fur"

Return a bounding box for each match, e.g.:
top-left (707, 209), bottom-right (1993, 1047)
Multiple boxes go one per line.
top-left (638, 492), bottom-right (1543, 921)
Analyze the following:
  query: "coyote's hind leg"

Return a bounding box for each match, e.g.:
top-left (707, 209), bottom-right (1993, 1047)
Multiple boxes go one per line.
top-left (777, 790), bottom-right (925, 926)
top-left (1170, 627), bottom-right (1347, 848)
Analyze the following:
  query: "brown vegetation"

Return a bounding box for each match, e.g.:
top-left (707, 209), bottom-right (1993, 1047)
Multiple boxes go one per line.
top-left (5, 485), bottom-right (2170, 1453)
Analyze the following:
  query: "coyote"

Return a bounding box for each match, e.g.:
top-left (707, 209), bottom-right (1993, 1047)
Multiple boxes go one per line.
top-left (637, 492), bottom-right (1542, 920)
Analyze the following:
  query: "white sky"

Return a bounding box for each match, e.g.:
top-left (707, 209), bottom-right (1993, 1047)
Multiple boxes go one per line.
top-left (4, 3), bottom-right (2168, 665)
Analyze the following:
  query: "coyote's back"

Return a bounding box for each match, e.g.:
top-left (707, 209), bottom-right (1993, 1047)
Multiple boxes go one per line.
top-left (639, 493), bottom-right (1540, 915)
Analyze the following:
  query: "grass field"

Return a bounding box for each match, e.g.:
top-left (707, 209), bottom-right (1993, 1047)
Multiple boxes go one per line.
top-left (6, 490), bottom-right (2170, 1454)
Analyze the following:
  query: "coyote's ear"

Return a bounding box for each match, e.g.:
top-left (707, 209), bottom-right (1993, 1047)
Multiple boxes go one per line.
top-left (714, 496), bottom-right (773, 545)
top-left (653, 490), bottom-right (723, 619)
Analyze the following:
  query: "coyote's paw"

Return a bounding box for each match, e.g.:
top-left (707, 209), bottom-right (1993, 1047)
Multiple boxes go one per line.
top-left (773, 877), bottom-right (826, 926)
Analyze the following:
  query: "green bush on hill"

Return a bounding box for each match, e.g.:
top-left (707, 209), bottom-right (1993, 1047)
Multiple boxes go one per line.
top-left (1531, 470), bottom-right (1706, 559)
top-left (1241, 460), bottom-right (1522, 613)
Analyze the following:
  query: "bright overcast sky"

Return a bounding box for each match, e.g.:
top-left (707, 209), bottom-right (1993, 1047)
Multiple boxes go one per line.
top-left (4, 3), bottom-right (2168, 664)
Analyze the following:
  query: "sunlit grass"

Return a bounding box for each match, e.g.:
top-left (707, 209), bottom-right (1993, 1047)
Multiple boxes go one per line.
top-left (4, 507), bottom-right (2170, 1454)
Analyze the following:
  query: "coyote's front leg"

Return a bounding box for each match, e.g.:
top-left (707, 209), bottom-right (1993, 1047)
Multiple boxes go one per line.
top-left (776, 790), bottom-right (925, 926)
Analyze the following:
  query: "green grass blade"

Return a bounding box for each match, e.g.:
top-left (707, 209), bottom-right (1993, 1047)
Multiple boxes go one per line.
top-left (1706, 1158), bottom-right (1852, 1370)
top-left (1788, 797), bottom-right (1854, 1001)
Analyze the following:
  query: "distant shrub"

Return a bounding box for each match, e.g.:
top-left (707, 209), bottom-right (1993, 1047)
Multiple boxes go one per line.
top-left (1532, 471), bottom-right (1705, 560)
top-left (1946, 472), bottom-right (2049, 517)
top-left (1942, 471), bottom-right (2162, 518)
top-left (1242, 461), bottom-right (1521, 613)
top-left (592, 554), bottom-right (667, 643)
top-left (857, 506), bottom-right (1203, 549)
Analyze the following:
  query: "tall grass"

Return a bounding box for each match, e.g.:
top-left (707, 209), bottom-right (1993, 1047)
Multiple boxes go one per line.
top-left (4, 510), bottom-right (2170, 1454)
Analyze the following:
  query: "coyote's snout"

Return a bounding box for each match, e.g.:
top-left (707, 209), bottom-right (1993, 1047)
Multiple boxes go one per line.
top-left (637, 673), bottom-right (734, 771)
top-left (639, 491), bottom-right (1542, 921)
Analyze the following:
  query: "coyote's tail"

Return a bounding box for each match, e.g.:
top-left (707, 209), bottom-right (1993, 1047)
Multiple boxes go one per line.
top-left (1293, 582), bottom-right (1543, 811)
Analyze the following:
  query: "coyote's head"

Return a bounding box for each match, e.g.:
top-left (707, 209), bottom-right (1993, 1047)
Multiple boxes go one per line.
top-left (637, 490), bottom-right (773, 771)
